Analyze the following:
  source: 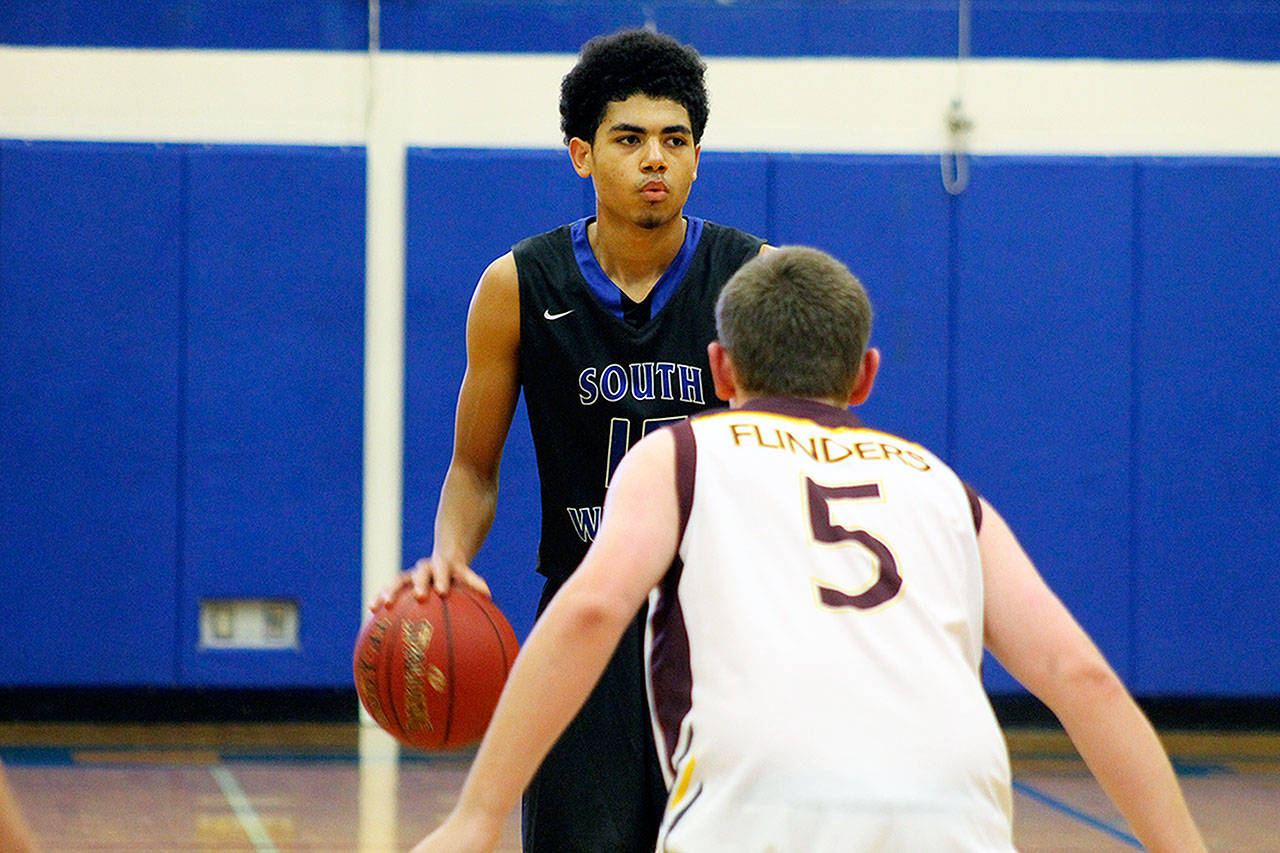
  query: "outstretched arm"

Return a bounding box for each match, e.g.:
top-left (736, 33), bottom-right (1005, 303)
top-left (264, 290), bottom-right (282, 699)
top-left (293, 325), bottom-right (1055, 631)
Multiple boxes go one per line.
top-left (979, 498), bottom-right (1206, 853)
top-left (410, 430), bottom-right (681, 853)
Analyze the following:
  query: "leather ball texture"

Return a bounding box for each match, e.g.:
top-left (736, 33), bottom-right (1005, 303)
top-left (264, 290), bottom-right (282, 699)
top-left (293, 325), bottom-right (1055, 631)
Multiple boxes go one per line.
top-left (354, 584), bottom-right (520, 750)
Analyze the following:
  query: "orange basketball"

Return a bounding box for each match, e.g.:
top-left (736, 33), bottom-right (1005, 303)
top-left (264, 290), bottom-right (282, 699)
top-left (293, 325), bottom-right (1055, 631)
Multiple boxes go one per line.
top-left (353, 584), bottom-right (519, 750)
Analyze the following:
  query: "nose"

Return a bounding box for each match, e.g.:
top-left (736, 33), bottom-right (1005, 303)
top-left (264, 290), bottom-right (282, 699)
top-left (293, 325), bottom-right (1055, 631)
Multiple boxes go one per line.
top-left (640, 138), bottom-right (666, 171)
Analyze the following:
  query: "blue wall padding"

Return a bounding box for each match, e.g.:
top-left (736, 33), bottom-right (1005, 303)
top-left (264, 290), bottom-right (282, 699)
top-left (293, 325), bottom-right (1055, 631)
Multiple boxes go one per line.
top-left (954, 159), bottom-right (1138, 690)
top-left (972, 4), bottom-right (1280, 61)
top-left (0, 142), bottom-right (184, 685)
top-left (1131, 159), bottom-right (1280, 695)
top-left (400, 149), bottom-right (1280, 698)
top-left (6, 1), bottom-right (1279, 59)
top-left (180, 146), bottom-right (366, 686)
top-left (381, 2), bottom-right (957, 58)
top-left (0, 0), bottom-right (367, 50)
top-left (685, 152), bottom-right (771, 245)
top-left (769, 155), bottom-right (951, 453)
top-left (403, 148), bottom-right (591, 639)
top-left (4, 140), bottom-right (1279, 696)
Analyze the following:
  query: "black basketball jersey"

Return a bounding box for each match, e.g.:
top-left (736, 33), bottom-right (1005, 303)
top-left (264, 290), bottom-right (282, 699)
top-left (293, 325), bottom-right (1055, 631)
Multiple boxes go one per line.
top-left (515, 216), bottom-right (765, 585)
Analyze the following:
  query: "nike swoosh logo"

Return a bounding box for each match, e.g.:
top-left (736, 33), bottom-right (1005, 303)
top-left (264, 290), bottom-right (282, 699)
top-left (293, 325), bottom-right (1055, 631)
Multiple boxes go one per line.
top-left (543, 309), bottom-right (574, 320)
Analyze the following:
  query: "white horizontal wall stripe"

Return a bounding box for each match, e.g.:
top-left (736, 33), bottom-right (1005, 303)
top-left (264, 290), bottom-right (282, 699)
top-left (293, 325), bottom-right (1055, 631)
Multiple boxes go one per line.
top-left (3, 47), bottom-right (1279, 155)
top-left (706, 57), bottom-right (1280, 156)
top-left (1, 47), bottom-right (372, 144)
top-left (952, 59), bottom-right (1280, 157)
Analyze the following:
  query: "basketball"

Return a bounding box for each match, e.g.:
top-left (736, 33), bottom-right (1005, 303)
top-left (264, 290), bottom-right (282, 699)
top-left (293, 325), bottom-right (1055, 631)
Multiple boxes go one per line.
top-left (353, 584), bottom-right (520, 750)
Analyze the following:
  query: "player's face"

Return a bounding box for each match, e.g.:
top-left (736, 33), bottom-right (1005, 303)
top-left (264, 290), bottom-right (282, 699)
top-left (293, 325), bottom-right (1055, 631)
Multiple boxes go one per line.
top-left (575, 94), bottom-right (700, 231)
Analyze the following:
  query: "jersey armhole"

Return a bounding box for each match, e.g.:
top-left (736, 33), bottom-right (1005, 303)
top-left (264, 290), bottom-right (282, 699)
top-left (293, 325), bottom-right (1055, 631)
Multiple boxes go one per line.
top-left (670, 419), bottom-right (697, 542)
top-left (962, 481), bottom-right (983, 533)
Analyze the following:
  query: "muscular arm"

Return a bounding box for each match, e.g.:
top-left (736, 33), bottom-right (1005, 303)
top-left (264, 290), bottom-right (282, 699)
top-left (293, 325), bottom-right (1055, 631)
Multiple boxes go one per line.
top-left (980, 499), bottom-right (1206, 853)
top-left (413, 253), bottom-right (521, 596)
top-left (410, 430), bottom-right (681, 853)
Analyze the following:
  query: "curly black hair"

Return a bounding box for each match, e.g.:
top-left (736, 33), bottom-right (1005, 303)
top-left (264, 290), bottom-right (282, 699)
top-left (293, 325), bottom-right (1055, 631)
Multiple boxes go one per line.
top-left (560, 28), bottom-right (709, 146)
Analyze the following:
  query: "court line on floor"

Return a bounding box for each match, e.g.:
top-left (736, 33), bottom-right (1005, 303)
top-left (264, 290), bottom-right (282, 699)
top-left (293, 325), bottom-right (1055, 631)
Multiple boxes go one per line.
top-left (210, 764), bottom-right (280, 853)
top-left (1012, 780), bottom-right (1141, 848)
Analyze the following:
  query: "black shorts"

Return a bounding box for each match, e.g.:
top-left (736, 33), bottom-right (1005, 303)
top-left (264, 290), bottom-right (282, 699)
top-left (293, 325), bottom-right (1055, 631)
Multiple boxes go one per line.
top-left (521, 583), bottom-right (668, 853)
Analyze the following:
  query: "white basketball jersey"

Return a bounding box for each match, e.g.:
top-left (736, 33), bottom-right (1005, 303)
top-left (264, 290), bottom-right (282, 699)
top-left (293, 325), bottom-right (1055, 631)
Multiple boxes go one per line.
top-left (645, 398), bottom-right (1015, 852)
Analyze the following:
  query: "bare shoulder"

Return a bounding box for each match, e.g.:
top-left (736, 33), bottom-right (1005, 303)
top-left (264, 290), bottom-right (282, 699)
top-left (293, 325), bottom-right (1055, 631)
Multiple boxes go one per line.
top-left (586, 427), bottom-right (681, 595)
top-left (475, 251), bottom-right (519, 301)
top-left (466, 251), bottom-right (520, 352)
top-left (604, 427), bottom-right (678, 520)
top-left (977, 497), bottom-right (1045, 606)
top-left (618, 426), bottom-right (677, 479)
top-left (978, 496), bottom-right (1102, 691)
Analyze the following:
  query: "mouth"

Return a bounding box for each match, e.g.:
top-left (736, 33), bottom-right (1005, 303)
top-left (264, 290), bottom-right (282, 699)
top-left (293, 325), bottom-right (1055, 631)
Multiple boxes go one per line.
top-left (640, 180), bottom-right (669, 201)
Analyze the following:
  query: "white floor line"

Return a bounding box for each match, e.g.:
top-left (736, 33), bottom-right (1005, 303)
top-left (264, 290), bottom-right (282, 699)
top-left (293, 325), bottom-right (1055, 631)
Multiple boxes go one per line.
top-left (211, 764), bottom-right (280, 853)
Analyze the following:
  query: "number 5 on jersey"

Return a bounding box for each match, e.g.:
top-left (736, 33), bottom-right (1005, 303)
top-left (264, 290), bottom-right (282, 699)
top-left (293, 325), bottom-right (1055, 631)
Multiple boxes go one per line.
top-left (807, 479), bottom-right (903, 610)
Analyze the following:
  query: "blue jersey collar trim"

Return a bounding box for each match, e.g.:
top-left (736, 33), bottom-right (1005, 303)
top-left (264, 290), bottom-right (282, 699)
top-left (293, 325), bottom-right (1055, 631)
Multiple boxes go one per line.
top-left (570, 216), bottom-right (705, 322)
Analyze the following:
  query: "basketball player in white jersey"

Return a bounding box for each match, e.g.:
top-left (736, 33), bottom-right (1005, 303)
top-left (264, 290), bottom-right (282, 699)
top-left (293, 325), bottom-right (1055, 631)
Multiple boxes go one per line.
top-left (411, 247), bottom-right (1206, 852)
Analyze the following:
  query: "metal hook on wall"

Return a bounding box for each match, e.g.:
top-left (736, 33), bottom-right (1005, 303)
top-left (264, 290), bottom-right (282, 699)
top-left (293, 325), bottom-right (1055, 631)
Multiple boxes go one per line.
top-left (941, 0), bottom-right (973, 195)
top-left (942, 98), bottom-right (973, 195)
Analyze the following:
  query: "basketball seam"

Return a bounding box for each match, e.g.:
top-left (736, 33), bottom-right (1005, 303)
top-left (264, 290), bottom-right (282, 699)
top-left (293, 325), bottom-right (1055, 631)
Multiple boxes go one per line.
top-left (379, 602), bottom-right (409, 742)
top-left (471, 589), bottom-right (515, 673)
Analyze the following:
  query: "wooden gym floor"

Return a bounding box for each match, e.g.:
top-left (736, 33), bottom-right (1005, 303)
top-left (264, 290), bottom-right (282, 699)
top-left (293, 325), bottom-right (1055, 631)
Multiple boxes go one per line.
top-left (2, 721), bottom-right (1277, 851)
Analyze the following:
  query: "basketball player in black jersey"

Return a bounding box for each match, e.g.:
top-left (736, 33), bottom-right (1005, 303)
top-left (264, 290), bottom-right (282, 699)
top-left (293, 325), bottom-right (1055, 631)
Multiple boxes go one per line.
top-left (387, 29), bottom-right (769, 853)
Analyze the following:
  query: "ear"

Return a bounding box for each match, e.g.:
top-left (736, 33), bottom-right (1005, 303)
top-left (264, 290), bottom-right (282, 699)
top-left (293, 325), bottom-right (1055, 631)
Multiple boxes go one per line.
top-left (707, 341), bottom-right (738, 403)
top-left (568, 137), bottom-right (593, 178)
top-left (691, 143), bottom-right (702, 181)
top-left (847, 348), bottom-right (880, 407)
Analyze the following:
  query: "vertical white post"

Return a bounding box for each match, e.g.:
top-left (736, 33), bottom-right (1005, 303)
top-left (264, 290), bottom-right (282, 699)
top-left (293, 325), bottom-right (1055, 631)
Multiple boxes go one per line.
top-left (360, 3), bottom-right (404, 846)
top-left (361, 33), bottom-right (405, 618)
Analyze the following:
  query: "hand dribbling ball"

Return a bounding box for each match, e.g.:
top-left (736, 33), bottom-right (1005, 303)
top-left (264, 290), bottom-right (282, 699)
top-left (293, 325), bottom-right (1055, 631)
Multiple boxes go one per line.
top-left (354, 584), bottom-right (520, 750)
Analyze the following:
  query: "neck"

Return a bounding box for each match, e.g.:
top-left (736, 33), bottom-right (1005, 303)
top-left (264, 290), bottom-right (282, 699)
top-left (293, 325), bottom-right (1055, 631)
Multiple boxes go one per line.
top-left (588, 213), bottom-right (687, 297)
top-left (731, 392), bottom-right (849, 410)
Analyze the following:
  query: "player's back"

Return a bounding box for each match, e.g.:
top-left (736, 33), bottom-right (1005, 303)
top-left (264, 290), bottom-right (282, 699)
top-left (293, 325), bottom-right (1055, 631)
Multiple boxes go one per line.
top-left (646, 397), bottom-right (1015, 852)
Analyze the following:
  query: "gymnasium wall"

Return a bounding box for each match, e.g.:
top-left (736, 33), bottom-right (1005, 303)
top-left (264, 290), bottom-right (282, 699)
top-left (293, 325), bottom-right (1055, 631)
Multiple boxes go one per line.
top-left (1, 2), bottom-right (1278, 699)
